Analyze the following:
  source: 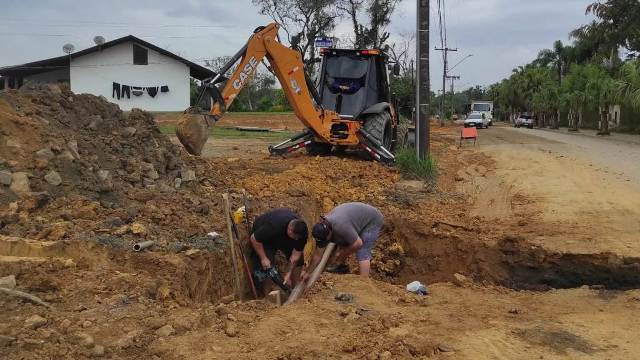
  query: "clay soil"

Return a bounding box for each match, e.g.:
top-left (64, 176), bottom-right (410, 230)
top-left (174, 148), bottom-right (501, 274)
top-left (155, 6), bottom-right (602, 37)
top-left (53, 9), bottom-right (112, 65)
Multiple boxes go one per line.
top-left (1, 88), bottom-right (640, 359)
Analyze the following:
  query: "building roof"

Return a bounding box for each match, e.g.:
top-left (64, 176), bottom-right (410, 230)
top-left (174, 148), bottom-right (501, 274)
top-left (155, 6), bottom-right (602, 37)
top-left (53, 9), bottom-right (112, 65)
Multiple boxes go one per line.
top-left (0, 35), bottom-right (215, 80)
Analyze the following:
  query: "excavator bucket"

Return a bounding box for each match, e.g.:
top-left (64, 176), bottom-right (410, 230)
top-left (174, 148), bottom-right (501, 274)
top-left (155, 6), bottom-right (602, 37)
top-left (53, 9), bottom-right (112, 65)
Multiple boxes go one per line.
top-left (175, 112), bottom-right (211, 156)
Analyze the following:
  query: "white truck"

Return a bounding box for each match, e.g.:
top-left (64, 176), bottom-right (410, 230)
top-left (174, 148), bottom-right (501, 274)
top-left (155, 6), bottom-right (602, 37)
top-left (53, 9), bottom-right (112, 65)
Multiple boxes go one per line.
top-left (470, 101), bottom-right (494, 126)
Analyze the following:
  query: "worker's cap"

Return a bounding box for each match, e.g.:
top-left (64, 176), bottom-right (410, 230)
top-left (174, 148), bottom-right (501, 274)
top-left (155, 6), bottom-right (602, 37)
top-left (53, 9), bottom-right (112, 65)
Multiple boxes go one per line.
top-left (312, 218), bottom-right (331, 245)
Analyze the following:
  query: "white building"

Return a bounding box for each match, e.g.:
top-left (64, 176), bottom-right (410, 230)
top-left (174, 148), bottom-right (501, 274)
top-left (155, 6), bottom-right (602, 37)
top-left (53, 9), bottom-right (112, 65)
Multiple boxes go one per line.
top-left (0, 35), bottom-right (214, 112)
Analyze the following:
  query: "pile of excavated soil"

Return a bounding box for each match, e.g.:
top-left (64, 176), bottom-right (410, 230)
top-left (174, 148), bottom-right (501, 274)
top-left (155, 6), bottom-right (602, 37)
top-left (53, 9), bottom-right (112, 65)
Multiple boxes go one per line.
top-left (0, 85), bottom-right (229, 250)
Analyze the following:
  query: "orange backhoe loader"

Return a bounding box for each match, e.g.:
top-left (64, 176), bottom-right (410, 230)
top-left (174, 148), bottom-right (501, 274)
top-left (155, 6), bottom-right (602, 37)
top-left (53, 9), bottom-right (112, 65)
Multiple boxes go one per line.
top-left (176, 23), bottom-right (398, 163)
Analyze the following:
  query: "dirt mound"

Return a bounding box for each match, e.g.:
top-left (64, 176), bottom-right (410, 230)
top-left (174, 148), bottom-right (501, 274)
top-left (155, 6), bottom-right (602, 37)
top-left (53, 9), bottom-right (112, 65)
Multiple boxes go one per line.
top-left (0, 85), bottom-right (224, 249)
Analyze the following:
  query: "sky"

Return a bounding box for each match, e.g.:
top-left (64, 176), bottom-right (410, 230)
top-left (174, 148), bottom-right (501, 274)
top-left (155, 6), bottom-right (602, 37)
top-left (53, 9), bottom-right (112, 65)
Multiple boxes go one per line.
top-left (0, 0), bottom-right (595, 90)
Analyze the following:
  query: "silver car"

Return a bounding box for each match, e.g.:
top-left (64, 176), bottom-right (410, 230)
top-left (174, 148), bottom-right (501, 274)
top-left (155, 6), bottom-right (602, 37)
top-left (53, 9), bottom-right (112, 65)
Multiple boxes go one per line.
top-left (464, 113), bottom-right (489, 128)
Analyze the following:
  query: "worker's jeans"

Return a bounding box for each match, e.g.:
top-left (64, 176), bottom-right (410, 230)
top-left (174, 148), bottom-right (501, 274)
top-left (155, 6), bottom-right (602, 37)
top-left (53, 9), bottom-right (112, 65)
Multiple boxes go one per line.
top-left (356, 225), bottom-right (382, 261)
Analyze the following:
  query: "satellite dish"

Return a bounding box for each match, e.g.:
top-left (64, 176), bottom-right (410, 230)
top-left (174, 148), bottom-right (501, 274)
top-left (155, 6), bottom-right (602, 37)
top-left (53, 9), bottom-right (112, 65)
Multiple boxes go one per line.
top-left (93, 36), bottom-right (105, 46)
top-left (62, 43), bottom-right (75, 54)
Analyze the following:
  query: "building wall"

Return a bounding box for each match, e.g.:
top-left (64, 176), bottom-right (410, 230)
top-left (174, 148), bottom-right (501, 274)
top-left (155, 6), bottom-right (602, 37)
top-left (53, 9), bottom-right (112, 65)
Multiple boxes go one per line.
top-left (24, 68), bottom-right (70, 84)
top-left (70, 42), bottom-right (190, 111)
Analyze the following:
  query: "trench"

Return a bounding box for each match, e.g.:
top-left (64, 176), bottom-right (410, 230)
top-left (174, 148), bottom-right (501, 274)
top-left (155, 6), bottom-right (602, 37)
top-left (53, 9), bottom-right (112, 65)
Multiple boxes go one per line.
top-left (389, 220), bottom-right (640, 291)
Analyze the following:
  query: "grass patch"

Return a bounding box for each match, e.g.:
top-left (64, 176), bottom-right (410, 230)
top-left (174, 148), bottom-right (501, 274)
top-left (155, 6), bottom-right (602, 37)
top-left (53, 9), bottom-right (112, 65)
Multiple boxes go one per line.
top-left (158, 124), bottom-right (296, 140)
top-left (395, 147), bottom-right (438, 181)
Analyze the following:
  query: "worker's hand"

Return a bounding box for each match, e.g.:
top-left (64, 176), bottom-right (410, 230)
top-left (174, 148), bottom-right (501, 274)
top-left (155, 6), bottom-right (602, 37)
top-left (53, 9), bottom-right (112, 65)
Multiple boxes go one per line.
top-left (260, 257), bottom-right (271, 270)
top-left (300, 270), bottom-right (309, 283)
top-left (283, 272), bottom-right (292, 287)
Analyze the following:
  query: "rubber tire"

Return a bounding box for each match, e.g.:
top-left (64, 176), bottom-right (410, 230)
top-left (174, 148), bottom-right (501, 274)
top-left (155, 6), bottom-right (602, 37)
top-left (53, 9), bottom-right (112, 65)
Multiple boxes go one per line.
top-left (363, 111), bottom-right (393, 150)
top-left (306, 141), bottom-right (332, 156)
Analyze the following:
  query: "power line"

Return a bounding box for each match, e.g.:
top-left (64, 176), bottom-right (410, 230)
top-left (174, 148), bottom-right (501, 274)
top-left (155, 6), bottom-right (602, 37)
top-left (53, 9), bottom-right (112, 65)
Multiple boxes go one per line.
top-left (0, 17), bottom-right (236, 29)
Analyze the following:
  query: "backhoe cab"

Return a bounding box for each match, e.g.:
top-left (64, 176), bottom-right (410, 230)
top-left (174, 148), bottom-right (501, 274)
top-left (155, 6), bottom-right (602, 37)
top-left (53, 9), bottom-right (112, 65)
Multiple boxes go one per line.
top-left (176, 23), bottom-right (397, 163)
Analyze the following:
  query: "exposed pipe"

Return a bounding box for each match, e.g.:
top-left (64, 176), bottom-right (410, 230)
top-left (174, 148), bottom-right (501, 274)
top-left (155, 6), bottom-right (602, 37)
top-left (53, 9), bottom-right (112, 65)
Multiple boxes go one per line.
top-left (284, 242), bottom-right (335, 305)
top-left (133, 240), bottom-right (155, 252)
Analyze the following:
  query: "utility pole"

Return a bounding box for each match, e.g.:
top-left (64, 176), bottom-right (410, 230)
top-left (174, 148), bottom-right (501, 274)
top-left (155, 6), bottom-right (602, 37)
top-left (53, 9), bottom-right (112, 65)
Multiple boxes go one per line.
top-left (416, 0), bottom-right (430, 159)
top-left (435, 46), bottom-right (457, 125)
top-left (446, 75), bottom-right (460, 118)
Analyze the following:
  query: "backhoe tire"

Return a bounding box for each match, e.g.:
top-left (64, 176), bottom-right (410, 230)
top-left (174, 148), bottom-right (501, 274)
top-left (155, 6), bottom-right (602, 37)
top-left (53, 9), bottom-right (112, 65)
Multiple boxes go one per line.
top-left (306, 142), bottom-right (333, 156)
top-left (363, 111), bottom-right (393, 150)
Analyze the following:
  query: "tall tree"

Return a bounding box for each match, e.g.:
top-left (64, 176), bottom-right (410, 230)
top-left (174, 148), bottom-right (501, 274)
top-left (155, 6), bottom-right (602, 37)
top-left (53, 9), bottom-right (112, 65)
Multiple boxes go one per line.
top-left (338, 0), bottom-right (402, 48)
top-left (253, 0), bottom-right (339, 72)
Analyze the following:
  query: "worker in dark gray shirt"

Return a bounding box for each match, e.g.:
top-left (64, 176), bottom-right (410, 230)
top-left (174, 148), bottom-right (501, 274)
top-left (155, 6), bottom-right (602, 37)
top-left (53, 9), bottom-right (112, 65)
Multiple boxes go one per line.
top-left (305, 202), bottom-right (384, 278)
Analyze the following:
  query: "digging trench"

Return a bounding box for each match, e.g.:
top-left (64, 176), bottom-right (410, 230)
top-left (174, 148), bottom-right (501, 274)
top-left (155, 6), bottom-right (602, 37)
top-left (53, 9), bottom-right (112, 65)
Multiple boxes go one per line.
top-left (389, 220), bottom-right (640, 291)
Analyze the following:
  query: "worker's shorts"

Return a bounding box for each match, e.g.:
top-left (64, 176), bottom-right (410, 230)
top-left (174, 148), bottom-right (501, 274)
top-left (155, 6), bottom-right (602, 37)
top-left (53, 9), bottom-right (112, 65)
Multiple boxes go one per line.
top-left (356, 225), bottom-right (382, 262)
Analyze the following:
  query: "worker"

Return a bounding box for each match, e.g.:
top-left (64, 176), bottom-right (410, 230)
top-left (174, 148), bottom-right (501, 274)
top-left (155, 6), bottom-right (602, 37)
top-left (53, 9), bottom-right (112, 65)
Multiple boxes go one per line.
top-left (305, 202), bottom-right (384, 278)
top-left (249, 208), bottom-right (308, 291)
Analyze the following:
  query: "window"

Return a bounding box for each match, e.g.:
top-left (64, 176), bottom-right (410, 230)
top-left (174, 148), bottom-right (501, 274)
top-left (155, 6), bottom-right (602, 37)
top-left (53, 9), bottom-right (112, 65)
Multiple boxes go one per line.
top-left (133, 44), bottom-right (148, 65)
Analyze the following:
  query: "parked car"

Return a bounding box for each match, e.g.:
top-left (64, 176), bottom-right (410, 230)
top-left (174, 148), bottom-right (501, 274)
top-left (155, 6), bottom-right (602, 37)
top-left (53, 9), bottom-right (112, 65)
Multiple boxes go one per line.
top-left (464, 112), bottom-right (489, 128)
top-left (515, 114), bottom-right (534, 128)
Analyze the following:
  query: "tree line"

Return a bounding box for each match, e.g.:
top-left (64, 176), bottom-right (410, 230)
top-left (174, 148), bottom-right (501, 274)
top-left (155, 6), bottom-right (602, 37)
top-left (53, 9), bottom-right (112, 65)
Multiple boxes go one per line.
top-left (488, 0), bottom-right (640, 134)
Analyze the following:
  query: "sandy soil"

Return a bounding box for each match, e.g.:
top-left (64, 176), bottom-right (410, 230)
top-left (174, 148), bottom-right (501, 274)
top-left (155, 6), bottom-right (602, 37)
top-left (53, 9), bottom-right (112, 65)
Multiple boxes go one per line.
top-left (475, 126), bottom-right (640, 256)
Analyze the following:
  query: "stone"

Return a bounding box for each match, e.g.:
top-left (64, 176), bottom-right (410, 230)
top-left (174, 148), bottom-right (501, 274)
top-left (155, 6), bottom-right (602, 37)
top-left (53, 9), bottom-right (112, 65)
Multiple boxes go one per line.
top-left (219, 294), bottom-right (234, 304)
top-left (379, 351), bottom-right (393, 360)
top-left (10, 172), bottom-right (30, 194)
top-left (123, 127), bottom-right (137, 137)
top-left (44, 170), bottom-right (62, 186)
top-left (452, 273), bottom-right (470, 287)
top-left (5, 138), bottom-right (21, 148)
top-left (0, 335), bottom-right (16, 347)
top-left (147, 169), bottom-right (160, 180)
top-left (181, 169), bottom-right (196, 182)
top-left (224, 321), bottom-right (237, 337)
top-left (113, 330), bottom-right (141, 349)
top-left (75, 332), bottom-right (94, 348)
top-left (35, 147), bottom-right (54, 159)
top-left (47, 222), bottom-right (68, 241)
top-left (82, 320), bottom-right (93, 328)
top-left (91, 345), bottom-right (105, 357)
top-left (174, 178), bottom-right (182, 189)
top-left (67, 140), bottom-right (80, 159)
top-left (140, 162), bottom-right (155, 172)
top-left (59, 319), bottom-right (72, 334)
top-left (155, 324), bottom-right (175, 337)
top-left (130, 222), bottom-right (146, 235)
top-left (0, 274), bottom-right (16, 289)
top-left (59, 150), bottom-right (76, 161)
top-left (388, 326), bottom-right (410, 338)
top-left (0, 170), bottom-right (12, 186)
top-left (335, 292), bottom-right (354, 302)
top-left (215, 304), bottom-right (230, 316)
top-left (438, 344), bottom-right (454, 353)
top-left (24, 315), bottom-right (48, 329)
top-left (266, 290), bottom-right (283, 306)
top-left (142, 177), bottom-right (155, 186)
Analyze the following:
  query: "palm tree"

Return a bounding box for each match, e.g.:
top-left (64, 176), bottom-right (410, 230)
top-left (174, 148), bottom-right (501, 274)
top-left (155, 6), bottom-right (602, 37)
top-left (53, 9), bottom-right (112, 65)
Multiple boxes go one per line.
top-left (617, 60), bottom-right (640, 110)
top-left (585, 65), bottom-right (617, 135)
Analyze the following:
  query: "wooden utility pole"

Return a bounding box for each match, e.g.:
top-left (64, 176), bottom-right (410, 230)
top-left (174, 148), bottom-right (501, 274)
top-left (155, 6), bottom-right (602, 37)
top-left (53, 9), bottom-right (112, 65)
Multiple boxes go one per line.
top-left (416, 0), bottom-right (430, 159)
top-left (222, 193), bottom-right (242, 300)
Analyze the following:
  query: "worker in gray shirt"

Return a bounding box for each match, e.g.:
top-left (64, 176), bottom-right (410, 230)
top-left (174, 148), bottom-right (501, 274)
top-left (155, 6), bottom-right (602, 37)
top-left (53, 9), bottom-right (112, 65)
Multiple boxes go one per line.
top-left (304, 202), bottom-right (384, 278)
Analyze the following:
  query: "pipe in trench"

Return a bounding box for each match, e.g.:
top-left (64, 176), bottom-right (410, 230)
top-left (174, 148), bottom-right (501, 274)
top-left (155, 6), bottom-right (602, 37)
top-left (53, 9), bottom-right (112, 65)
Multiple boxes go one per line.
top-left (133, 240), bottom-right (155, 252)
top-left (284, 243), bottom-right (335, 305)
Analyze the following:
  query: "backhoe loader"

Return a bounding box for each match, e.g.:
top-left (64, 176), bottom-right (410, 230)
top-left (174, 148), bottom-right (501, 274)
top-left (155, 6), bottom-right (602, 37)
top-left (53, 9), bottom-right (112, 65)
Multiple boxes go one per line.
top-left (176, 23), bottom-right (398, 163)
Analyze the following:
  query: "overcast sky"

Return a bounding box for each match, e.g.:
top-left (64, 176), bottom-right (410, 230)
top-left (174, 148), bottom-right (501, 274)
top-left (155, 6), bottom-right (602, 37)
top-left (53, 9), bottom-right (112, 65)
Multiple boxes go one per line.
top-left (1, 0), bottom-right (594, 90)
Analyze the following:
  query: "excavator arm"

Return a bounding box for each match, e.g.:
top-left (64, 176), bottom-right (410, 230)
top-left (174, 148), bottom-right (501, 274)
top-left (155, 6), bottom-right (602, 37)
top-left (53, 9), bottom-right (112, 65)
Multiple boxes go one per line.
top-left (176, 23), bottom-right (394, 163)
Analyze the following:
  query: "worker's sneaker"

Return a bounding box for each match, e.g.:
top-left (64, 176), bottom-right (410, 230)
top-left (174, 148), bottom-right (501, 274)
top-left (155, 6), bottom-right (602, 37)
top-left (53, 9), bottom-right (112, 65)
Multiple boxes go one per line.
top-left (326, 263), bottom-right (350, 274)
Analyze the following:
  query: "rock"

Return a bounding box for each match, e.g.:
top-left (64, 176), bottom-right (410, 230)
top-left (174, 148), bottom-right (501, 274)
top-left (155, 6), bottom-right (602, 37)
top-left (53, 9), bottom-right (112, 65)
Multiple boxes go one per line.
top-left (394, 180), bottom-right (425, 192)
top-left (142, 177), bottom-right (155, 186)
top-left (224, 321), bottom-right (237, 337)
top-left (5, 138), bottom-right (21, 148)
top-left (47, 222), bottom-right (68, 241)
top-left (82, 320), bottom-right (93, 328)
top-left (509, 308), bottom-right (521, 315)
top-left (122, 127), bottom-right (137, 137)
top-left (35, 147), bottom-right (54, 159)
top-left (59, 150), bottom-right (76, 161)
top-left (34, 158), bottom-right (49, 169)
top-left (113, 330), bottom-right (141, 349)
top-left (174, 178), bottom-right (182, 189)
top-left (131, 222), bottom-right (146, 235)
top-left (335, 292), bottom-right (354, 302)
top-left (379, 351), bottom-right (393, 360)
top-left (75, 332), bottom-right (94, 348)
top-left (59, 319), bottom-right (72, 334)
top-left (155, 324), bottom-right (175, 337)
top-left (219, 294), bottom-right (234, 304)
top-left (438, 343), bottom-right (454, 353)
top-left (24, 315), bottom-right (48, 330)
top-left (67, 140), bottom-right (80, 159)
top-left (388, 326), bottom-right (410, 338)
top-left (0, 170), bottom-right (12, 186)
top-left (91, 345), bottom-right (105, 357)
top-left (181, 169), bottom-right (196, 182)
top-left (147, 169), bottom-right (160, 180)
top-left (517, 220), bottom-right (528, 227)
top-left (452, 273), bottom-right (470, 287)
top-left (10, 172), bottom-right (31, 194)
top-left (0, 335), bottom-right (16, 347)
top-left (215, 304), bottom-right (230, 316)
top-left (44, 170), bottom-right (62, 186)
top-left (0, 275), bottom-right (16, 289)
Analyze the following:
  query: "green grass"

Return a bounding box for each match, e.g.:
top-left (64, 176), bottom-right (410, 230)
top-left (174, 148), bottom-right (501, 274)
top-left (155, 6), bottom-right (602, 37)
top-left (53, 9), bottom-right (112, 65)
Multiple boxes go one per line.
top-left (159, 124), bottom-right (297, 140)
top-left (395, 147), bottom-right (438, 181)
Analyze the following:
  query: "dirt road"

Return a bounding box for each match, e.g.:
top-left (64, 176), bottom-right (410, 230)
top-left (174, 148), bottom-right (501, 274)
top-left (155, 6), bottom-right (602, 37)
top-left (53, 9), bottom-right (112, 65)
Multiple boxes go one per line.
top-left (472, 126), bottom-right (640, 257)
